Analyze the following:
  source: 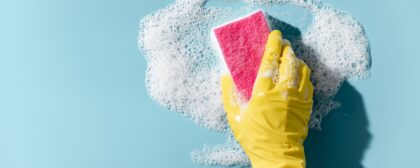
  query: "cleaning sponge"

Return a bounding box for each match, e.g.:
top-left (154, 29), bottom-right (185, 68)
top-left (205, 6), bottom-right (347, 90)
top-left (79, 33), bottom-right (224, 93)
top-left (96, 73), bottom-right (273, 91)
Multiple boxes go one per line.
top-left (212, 10), bottom-right (271, 101)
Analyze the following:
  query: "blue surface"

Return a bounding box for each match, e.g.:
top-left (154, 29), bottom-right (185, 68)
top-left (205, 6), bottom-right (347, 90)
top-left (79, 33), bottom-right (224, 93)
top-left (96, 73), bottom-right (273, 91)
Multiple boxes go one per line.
top-left (1, 0), bottom-right (419, 168)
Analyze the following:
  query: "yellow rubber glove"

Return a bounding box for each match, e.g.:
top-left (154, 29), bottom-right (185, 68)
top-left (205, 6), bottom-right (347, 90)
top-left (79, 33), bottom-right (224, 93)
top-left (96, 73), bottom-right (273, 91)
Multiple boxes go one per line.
top-left (221, 30), bottom-right (314, 168)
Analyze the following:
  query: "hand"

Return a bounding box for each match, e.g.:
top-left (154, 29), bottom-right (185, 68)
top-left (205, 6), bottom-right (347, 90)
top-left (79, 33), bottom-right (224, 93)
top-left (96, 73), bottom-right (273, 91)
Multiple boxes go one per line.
top-left (221, 30), bottom-right (314, 168)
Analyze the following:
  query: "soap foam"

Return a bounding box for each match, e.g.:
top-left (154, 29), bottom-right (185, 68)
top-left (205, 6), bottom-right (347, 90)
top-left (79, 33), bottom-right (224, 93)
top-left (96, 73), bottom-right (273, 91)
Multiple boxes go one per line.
top-left (139, 0), bottom-right (371, 166)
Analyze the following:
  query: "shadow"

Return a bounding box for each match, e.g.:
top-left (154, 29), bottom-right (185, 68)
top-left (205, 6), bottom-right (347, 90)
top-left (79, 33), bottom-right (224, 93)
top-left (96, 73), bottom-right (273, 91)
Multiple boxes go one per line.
top-left (269, 16), bottom-right (372, 168)
top-left (304, 81), bottom-right (372, 168)
top-left (267, 15), bottom-right (303, 49)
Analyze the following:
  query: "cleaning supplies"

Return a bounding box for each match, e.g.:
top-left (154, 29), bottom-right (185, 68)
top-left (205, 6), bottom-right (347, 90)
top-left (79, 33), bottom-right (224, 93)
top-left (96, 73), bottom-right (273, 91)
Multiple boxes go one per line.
top-left (212, 10), bottom-right (271, 101)
top-left (221, 30), bottom-right (314, 168)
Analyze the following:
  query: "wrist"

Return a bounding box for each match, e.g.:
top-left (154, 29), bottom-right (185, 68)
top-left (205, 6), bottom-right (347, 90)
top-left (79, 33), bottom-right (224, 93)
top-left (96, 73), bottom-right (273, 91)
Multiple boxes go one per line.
top-left (246, 143), bottom-right (306, 168)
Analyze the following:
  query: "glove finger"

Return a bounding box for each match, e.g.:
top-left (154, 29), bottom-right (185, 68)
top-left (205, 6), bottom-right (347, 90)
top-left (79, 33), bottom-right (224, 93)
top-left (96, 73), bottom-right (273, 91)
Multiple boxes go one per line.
top-left (221, 75), bottom-right (240, 128)
top-left (276, 42), bottom-right (301, 90)
top-left (253, 30), bottom-right (283, 96)
top-left (299, 62), bottom-right (314, 101)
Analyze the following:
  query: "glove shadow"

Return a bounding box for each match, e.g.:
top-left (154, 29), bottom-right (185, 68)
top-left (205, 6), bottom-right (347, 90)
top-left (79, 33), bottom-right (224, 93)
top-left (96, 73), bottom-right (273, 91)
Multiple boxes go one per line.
top-left (304, 81), bottom-right (372, 168)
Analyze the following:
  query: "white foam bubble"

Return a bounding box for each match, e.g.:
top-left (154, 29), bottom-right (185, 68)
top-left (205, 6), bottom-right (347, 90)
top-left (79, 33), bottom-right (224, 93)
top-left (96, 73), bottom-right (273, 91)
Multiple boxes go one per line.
top-left (139, 0), bottom-right (371, 166)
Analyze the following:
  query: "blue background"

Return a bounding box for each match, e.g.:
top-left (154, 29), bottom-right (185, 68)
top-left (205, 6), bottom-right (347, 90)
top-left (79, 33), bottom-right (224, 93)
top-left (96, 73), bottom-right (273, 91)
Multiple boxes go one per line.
top-left (1, 0), bottom-right (419, 167)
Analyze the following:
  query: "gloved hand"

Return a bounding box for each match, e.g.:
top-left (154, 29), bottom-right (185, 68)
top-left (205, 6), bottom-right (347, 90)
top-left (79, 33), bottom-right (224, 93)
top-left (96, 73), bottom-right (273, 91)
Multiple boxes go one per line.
top-left (221, 30), bottom-right (314, 168)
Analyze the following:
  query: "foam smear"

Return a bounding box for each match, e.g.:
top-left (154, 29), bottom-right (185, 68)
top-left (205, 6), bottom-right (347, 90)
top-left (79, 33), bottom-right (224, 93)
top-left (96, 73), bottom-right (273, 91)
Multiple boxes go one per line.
top-left (139, 0), bottom-right (371, 166)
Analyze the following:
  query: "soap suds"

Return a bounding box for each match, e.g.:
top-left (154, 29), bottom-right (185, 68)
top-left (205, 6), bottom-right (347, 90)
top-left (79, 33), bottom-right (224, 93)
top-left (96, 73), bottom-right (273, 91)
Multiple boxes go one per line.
top-left (139, 0), bottom-right (371, 166)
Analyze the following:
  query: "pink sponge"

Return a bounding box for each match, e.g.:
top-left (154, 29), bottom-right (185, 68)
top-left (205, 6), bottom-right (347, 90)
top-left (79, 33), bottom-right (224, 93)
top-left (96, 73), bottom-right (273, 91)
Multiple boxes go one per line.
top-left (212, 10), bottom-right (271, 101)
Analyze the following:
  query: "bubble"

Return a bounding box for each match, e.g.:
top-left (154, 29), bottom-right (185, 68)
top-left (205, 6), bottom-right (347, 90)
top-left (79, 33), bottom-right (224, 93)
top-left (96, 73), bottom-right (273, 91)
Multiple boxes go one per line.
top-left (139, 0), bottom-right (371, 166)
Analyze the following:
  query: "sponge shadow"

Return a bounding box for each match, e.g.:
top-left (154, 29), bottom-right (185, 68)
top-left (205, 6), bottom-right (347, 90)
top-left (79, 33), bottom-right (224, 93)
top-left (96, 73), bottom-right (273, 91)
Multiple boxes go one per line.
top-left (268, 16), bottom-right (372, 168)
